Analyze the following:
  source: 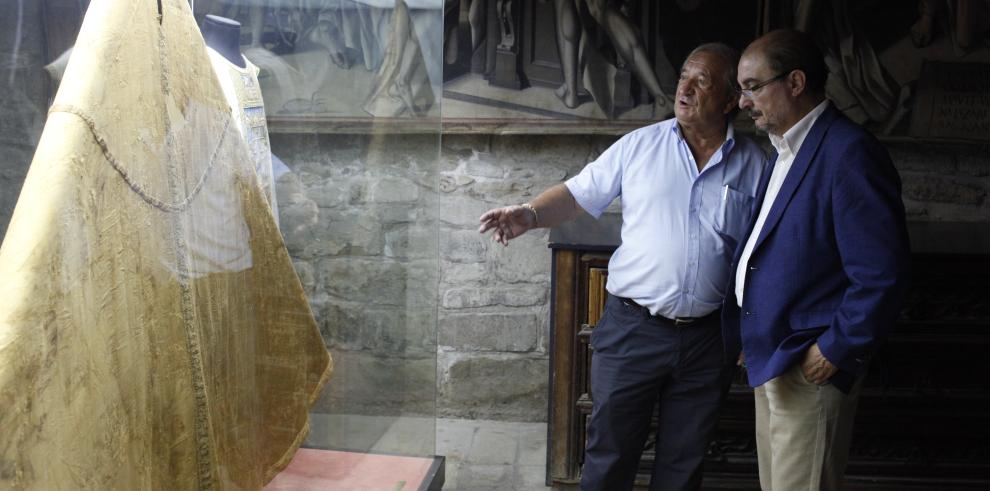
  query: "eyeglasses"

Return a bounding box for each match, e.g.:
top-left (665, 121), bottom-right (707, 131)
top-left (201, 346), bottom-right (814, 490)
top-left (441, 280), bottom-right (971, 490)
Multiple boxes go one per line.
top-left (739, 71), bottom-right (791, 99)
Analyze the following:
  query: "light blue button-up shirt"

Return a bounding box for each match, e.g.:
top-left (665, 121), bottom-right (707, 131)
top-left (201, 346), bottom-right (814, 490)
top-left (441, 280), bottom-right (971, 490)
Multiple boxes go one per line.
top-left (566, 119), bottom-right (769, 318)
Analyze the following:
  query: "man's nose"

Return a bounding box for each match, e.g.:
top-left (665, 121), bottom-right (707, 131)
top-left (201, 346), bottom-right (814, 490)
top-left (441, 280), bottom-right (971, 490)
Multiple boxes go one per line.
top-left (738, 94), bottom-right (751, 110)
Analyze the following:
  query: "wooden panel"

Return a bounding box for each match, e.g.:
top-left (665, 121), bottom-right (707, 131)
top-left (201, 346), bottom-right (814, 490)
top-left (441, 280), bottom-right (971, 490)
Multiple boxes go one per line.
top-left (549, 249), bottom-right (578, 482)
top-left (586, 267), bottom-right (607, 326)
top-left (549, 244), bottom-right (990, 490)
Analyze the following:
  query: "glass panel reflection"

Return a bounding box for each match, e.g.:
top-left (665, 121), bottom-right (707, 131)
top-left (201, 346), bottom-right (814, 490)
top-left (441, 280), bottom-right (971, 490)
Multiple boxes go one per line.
top-left (0, 0), bottom-right (441, 488)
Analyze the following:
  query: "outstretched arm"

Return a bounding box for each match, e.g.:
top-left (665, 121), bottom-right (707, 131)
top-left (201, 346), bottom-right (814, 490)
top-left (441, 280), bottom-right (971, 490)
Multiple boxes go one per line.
top-left (478, 183), bottom-right (585, 246)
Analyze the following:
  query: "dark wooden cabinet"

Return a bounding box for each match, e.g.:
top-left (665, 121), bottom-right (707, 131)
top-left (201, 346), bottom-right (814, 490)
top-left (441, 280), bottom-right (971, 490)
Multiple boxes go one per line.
top-left (547, 217), bottom-right (990, 490)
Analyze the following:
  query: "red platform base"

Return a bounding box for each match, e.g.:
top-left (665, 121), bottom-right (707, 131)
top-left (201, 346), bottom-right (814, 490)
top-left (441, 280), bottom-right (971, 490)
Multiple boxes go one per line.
top-left (265, 448), bottom-right (444, 491)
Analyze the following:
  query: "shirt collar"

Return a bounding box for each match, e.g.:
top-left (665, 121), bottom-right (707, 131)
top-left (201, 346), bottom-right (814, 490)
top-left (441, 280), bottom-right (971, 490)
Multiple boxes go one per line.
top-left (769, 100), bottom-right (829, 156)
top-left (723, 122), bottom-right (737, 154)
top-left (672, 119), bottom-right (736, 152)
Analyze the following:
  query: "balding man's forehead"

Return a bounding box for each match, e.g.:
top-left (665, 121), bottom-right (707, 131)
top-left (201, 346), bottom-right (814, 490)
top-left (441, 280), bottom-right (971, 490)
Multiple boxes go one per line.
top-left (683, 51), bottom-right (729, 75)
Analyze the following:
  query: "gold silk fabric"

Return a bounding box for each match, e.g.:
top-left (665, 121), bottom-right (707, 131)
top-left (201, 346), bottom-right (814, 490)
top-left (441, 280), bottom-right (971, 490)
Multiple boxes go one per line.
top-left (0, 0), bottom-right (332, 489)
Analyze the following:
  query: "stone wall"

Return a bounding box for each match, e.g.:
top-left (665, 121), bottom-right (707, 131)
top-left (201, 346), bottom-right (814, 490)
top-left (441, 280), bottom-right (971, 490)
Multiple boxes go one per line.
top-left (270, 133), bottom-right (441, 418)
top-left (892, 142), bottom-right (990, 221)
top-left (268, 132), bottom-right (618, 422)
top-left (435, 134), bottom-right (617, 421)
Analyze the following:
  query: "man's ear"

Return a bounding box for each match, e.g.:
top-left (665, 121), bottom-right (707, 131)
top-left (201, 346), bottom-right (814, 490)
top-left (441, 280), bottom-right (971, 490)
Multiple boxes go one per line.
top-left (788, 70), bottom-right (808, 97)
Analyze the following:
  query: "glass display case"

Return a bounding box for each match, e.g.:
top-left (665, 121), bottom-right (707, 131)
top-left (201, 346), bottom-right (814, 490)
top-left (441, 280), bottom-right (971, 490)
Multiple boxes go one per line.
top-left (0, 0), bottom-right (442, 488)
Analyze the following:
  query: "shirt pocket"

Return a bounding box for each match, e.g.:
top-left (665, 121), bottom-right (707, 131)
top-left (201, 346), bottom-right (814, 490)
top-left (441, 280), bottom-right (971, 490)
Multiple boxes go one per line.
top-left (714, 185), bottom-right (755, 244)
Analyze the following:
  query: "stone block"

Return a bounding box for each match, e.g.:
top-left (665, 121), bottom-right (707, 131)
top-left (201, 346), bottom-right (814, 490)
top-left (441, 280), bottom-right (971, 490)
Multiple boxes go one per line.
top-left (279, 205), bottom-right (320, 256)
top-left (322, 302), bottom-right (436, 354)
top-left (505, 165), bottom-right (571, 186)
top-left (439, 313), bottom-right (539, 352)
top-left (441, 229), bottom-right (489, 264)
top-left (436, 419), bottom-right (478, 462)
top-left (490, 232), bottom-right (551, 283)
top-left (316, 210), bottom-right (385, 256)
top-left (318, 258), bottom-right (408, 305)
top-left (438, 353), bottom-right (548, 421)
top-left (292, 259), bottom-right (316, 296)
top-left (313, 350), bottom-right (436, 416)
top-left (305, 176), bottom-right (353, 208)
top-left (308, 292), bottom-right (333, 328)
top-left (442, 134), bottom-right (492, 154)
top-left (442, 286), bottom-right (548, 309)
top-left (270, 134), bottom-right (322, 171)
top-left (889, 143), bottom-right (956, 174)
top-left (463, 155), bottom-right (505, 179)
top-left (276, 175), bottom-right (321, 256)
top-left (384, 223), bottom-right (437, 259)
top-left (516, 429), bottom-right (548, 466)
top-left (440, 262), bottom-right (489, 287)
top-left (369, 177), bottom-right (421, 203)
top-left (358, 135), bottom-right (440, 170)
top-left (465, 179), bottom-right (536, 202)
top-left (305, 413), bottom-right (393, 452)
top-left (324, 161), bottom-right (365, 181)
top-left (322, 134), bottom-right (376, 160)
top-left (275, 170), bottom-right (308, 204)
top-left (957, 147), bottom-right (990, 177)
top-left (903, 201), bottom-right (930, 220)
top-left (466, 427), bottom-right (518, 465)
top-left (405, 260), bottom-right (441, 308)
top-left (455, 464), bottom-right (515, 491)
top-left (439, 196), bottom-right (493, 227)
top-left (439, 173), bottom-right (476, 193)
top-left (902, 174), bottom-right (986, 205)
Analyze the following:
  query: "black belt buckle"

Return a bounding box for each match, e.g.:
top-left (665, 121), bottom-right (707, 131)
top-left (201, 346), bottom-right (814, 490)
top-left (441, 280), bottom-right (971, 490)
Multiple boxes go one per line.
top-left (617, 296), bottom-right (711, 326)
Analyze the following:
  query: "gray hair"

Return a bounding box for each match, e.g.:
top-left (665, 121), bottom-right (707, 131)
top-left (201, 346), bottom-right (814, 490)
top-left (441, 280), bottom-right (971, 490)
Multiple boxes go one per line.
top-left (685, 42), bottom-right (741, 93)
top-left (684, 42), bottom-right (741, 120)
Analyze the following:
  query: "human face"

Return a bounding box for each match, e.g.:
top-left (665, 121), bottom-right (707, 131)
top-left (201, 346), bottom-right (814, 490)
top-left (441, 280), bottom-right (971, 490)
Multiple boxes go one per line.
top-left (737, 52), bottom-right (792, 136)
top-left (674, 51), bottom-right (735, 130)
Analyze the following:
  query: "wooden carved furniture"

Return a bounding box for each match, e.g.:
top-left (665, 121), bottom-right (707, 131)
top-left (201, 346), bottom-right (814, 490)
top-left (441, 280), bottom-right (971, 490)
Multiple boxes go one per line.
top-left (547, 217), bottom-right (990, 490)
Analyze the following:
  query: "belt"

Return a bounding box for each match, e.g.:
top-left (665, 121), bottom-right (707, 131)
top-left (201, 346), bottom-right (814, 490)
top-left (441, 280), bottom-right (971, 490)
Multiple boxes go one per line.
top-left (614, 296), bottom-right (719, 326)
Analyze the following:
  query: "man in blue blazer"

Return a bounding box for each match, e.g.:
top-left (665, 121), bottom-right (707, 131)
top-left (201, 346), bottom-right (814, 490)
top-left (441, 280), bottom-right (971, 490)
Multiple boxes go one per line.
top-left (723, 29), bottom-right (910, 491)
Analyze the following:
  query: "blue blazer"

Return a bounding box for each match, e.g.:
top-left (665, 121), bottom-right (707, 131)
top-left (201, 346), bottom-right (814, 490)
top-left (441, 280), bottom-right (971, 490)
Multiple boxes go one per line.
top-left (722, 104), bottom-right (910, 393)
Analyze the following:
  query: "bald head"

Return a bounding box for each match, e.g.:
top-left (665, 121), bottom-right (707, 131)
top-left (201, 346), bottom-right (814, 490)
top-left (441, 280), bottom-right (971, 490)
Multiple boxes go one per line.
top-left (744, 29), bottom-right (827, 95)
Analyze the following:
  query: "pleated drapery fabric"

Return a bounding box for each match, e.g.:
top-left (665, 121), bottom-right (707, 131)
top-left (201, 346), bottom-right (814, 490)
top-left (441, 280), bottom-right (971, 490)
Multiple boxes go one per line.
top-left (0, 0), bottom-right (332, 489)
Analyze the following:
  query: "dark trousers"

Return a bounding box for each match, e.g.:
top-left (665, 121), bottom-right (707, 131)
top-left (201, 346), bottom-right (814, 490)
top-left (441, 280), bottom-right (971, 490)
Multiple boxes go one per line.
top-left (580, 294), bottom-right (731, 491)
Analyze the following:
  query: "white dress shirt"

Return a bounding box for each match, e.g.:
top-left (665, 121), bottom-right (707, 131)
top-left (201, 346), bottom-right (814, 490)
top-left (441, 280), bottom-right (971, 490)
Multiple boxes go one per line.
top-left (565, 119), bottom-right (768, 318)
top-left (735, 101), bottom-right (830, 306)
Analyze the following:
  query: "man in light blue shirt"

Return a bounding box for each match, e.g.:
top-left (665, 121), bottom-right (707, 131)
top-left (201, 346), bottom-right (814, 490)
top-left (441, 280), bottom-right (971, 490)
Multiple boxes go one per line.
top-left (479, 43), bottom-right (768, 490)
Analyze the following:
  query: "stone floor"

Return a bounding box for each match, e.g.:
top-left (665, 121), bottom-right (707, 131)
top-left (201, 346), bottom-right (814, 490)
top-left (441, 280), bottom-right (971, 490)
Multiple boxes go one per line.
top-left (437, 418), bottom-right (549, 491)
top-left (303, 414), bottom-right (550, 490)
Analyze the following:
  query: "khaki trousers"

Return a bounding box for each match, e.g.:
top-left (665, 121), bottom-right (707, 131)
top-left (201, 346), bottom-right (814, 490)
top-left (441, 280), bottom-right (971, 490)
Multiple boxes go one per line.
top-left (753, 365), bottom-right (863, 491)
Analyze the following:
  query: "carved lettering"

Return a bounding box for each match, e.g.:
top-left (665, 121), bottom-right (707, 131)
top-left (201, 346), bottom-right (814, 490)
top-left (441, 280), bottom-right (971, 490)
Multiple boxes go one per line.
top-left (910, 61), bottom-right (990, 141)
